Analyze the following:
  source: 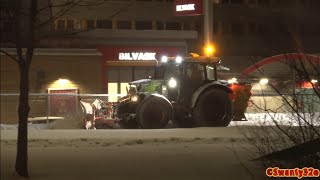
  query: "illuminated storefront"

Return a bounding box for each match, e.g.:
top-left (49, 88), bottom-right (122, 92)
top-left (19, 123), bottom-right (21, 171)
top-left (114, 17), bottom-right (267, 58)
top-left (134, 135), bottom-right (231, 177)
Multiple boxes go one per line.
top-left (97, 46), bottom-right (183, 101)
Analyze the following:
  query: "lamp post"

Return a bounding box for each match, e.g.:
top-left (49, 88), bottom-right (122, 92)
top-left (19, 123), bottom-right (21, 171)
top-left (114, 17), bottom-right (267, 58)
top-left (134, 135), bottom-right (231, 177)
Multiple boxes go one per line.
top-left (203, 0), bottom-right (213, 46)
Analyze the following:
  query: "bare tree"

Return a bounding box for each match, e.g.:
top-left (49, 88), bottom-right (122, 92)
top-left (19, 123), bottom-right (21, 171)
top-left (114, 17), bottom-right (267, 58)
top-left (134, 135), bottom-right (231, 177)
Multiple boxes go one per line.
top-left (0, 0), bottom-right (134, 177)
top-left (243, 54), bottom-right (320, 169)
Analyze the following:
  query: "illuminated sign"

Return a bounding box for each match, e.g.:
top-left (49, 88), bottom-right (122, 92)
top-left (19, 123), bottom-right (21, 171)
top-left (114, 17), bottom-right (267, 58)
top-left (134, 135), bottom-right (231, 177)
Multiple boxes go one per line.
top-left (174, 0), bottom-right (202, 16)
top-left (176, 4), bottom-right (195, 11)
top-left (119, 52), bottom-right (156, 61)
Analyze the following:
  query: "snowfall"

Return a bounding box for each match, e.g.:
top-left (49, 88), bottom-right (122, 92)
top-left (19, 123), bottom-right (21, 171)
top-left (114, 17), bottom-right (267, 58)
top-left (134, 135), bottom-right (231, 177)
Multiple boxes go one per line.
top-left (1, 113), bottom-right (319, 180)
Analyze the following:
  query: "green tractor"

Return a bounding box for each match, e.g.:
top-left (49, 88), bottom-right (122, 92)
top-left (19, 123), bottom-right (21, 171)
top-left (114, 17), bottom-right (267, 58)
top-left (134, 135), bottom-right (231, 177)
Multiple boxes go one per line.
top-left (116, 55), bottom-right (234, 129)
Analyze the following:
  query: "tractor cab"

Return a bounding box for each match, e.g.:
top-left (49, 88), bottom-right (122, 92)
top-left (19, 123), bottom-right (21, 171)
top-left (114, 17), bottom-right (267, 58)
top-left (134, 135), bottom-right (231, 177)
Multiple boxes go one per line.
top-left (153, 56), bottom-right (222, 103)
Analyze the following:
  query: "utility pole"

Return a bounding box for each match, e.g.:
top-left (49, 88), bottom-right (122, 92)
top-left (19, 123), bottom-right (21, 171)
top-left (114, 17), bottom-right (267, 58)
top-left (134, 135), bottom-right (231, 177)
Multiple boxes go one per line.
top-left (203, 0), bottom-right (213, 46)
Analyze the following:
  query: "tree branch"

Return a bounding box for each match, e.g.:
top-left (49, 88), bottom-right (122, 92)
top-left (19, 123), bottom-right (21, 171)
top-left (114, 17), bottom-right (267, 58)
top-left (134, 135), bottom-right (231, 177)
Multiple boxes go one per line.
top-left (0, 49), bottom-right (20, 64)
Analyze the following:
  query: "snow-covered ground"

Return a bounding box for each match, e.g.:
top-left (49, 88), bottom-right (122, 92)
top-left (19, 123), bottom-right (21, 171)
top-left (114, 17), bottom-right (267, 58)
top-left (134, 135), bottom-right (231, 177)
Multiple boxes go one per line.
top-left (1, 127), bottom-right (266, 180)
top-left (1, 112), bottom-right (319, 180)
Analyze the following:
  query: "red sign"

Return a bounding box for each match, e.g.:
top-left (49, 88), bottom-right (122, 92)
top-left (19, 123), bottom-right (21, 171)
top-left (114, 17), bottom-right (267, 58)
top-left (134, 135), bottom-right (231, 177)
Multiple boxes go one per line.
top-left (174, 0), bottom-right (202, 16)
top-left (48, 88), bottom-right (78, 117)
top-left (97, 46), bottom-right (183, 61)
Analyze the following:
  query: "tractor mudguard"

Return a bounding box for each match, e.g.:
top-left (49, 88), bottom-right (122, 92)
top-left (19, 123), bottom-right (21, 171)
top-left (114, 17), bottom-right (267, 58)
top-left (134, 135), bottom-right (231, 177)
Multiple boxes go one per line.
top-left (191, 81), bottom-right (233, 108)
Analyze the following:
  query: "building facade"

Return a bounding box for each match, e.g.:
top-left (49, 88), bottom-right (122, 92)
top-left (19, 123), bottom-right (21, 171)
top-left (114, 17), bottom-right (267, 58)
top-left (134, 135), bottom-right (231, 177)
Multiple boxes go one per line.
top-left (1, 0), bottom-right (319, 123)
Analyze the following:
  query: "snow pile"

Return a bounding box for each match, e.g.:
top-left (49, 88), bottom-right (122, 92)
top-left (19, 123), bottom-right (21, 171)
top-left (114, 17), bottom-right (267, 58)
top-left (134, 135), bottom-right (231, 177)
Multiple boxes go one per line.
top-left (230, 112), bottom-right (320, 126)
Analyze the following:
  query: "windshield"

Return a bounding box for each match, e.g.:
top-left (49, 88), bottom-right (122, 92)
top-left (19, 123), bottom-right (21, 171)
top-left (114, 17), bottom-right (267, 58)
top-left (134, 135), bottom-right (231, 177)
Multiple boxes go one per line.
top-left (154, 62), bottom-right (180, 79)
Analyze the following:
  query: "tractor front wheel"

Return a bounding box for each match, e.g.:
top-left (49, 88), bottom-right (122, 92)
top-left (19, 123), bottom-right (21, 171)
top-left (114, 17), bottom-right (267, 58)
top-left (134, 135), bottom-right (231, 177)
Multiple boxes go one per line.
top-left (193, 88), bottom-right (233, 127)
top-left (136, 96), bottom-right (172, 129)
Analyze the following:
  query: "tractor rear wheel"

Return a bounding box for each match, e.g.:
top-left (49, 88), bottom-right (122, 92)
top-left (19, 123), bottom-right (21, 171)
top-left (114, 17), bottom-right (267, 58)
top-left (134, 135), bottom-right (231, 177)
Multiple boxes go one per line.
top-left (136, 96), bottom-right (172, 129)
top-left (193, 88), bottom-right (233, 127)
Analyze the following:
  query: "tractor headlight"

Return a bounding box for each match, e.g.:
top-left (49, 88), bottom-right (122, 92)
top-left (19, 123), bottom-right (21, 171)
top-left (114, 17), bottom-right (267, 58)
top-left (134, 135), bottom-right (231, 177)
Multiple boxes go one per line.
top-left (175, 56), bottom-right (182, 63)
top-left (131, 95), bottom-right (138, 102)
top-left (161, 56), bottom-right (168, 63)
top-left (168, 78), bottom-right (177, 88)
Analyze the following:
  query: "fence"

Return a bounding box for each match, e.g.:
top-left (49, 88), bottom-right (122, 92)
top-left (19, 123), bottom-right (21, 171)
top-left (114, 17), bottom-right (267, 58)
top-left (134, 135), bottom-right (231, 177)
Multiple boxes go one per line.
top-left (1, 92), bottom-right (319, 124)
top-left (0, 93), bottom-right (124, 124)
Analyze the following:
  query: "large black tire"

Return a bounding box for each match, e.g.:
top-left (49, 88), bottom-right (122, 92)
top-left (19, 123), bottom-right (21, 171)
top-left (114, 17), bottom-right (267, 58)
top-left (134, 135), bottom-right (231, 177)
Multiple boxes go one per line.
top-left (117, 103), bottom-right (140, 129)
top-left (193, 88), bottom-right (233, 127)
top-left (136, 96), bottom-right (172, 129)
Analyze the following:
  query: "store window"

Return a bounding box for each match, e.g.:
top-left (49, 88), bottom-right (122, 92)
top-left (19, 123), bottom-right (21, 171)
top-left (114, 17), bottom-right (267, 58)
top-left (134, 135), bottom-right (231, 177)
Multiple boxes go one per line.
top-left (120, 83), bottom-right (129, 96)
top-left (108, 83), bottom-right (118, 102)
top-left (134, 67), bottom-right (155, 80)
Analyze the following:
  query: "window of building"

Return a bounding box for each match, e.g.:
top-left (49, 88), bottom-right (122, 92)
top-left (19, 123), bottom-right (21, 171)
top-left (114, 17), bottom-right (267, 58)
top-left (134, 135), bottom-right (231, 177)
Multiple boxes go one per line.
top-left (274, 0), bottom-right (291, 7)
top-left (231, 23), bottom-right (244, 35)
top-left (117, 21), bottom-right (131, 29)
top-left (248, 0), bottom-right (256, 4)
top-left (87, 20), bottom-right (95, 29)
top-left (257, 23), bottom-right (272, 35)
top-left (166, 22), bottom-right (181, 30)
top-left (221, 0), bottom-right (229, 4)
top-left (231, 0), bottom-right (243, 4)
top-left (309, 0), bottom-right (320, 7)
top-left (212, 21), bottom-right (219, 34)
top-left (156, 21), bottom-right (164, 30)
top-left (135, 21), bottom-right (153, 30)
top-left (96, 20), bottom-right (112, 29)
top-left (258, 0), bottom-right (269, 6)
top-left (0, 20), bottom-right (13, 32)
top-left (66, 20), bottom-right (74, 30)
top-left (57, 20), bottom-right (65, 30)
top-left (183, 21), bottom-right (197, 30)
top-left (222, 22), bottom-right (230, 34)
top-left (275, 23), bottom-right (288, 35)
top-left (248, 22), bottom-right (257, 34)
